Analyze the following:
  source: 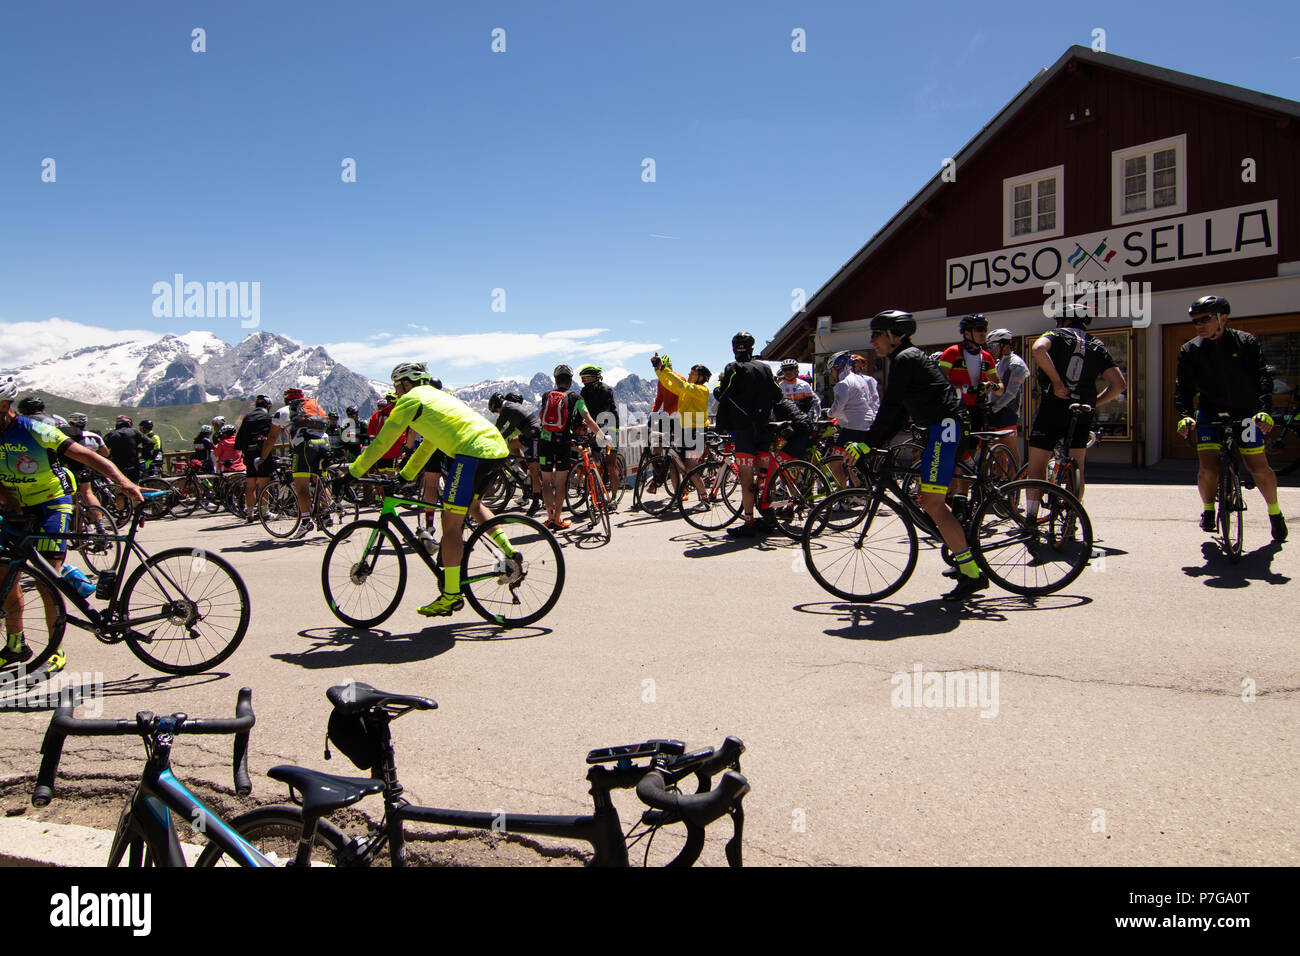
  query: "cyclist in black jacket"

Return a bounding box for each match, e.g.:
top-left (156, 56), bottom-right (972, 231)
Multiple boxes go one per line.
top-left (1175, 295), bottom-right (1285, 541)
top-left (579, 366), bottom-right (622, 507)
top-left (714, 331), bottom-right (783, 537)
top-left (845, 310), bottom-right (987, 601)
top-left (236, 395), bottom-right (275, 520)
top-left (490, 392), bottom-right (544, 515)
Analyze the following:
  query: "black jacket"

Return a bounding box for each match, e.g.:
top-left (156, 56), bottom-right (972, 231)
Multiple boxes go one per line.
top-left (1174, 328), bottom-right (1272, 419)
top-left (863, 345), bottom-right (963, 448)
top-left (715, 359), bottom-right (782, 431)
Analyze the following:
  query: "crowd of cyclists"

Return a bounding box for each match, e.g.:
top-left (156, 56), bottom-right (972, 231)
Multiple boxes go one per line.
top-left (0, 290), bottom-right (1291, 675)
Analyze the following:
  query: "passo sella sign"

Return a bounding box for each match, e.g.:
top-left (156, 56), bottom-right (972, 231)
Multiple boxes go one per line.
top-left (946, 200), bottom-right (1277, 300)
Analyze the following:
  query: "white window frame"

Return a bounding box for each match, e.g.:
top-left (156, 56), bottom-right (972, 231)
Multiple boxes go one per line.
top-left (1002, 165), bottom-right (1065, 246)
top-left (1111, 133), bottom-right (1187, 225)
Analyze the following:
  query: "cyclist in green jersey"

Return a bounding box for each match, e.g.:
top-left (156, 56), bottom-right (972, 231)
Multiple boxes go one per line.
top-left (349, 362), bottom-right (520, 617)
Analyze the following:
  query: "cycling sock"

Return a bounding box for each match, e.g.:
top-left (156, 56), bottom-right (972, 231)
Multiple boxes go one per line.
top-left (1268, 503), bottom-right (1282, 516)
top-left (443, 567), bottom-right (461, 596)
top-left (487, 528), bottom-right (516, 558)
top-left (953, 549), bottom-right (980, 579)
top-left (1203, 502), bottom-right (1215, 513)
top-left (6, 631), bottom-right (23, 652)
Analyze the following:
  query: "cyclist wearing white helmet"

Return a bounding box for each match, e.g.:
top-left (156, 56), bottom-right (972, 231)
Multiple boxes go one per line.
top-left (348, 362), bottom-right (518, 617)
top-left (825, 349), bottom-right (881, 490)
top-left (985, 328), bottom-right (1029, 466)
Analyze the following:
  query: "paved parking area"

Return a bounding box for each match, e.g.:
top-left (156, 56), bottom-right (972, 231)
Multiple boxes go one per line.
top-left (1, 482), bottom-right (1296, 865)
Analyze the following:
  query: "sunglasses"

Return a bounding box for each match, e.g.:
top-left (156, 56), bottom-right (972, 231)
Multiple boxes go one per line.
top-left (1191, 315), bottom-right (1217, 324)
top-left (966, 326), bottom-right (988, 333)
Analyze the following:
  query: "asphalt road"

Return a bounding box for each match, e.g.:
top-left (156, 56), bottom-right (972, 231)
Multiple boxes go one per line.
top-left (1, 482), bottom-right (1296, 866)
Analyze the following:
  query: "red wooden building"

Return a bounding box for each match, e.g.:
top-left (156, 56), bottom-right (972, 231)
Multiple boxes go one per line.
top-left (763, 46), bottom-right (1299, 467)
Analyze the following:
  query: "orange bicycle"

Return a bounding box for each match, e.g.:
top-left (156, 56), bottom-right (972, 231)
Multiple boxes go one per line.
top-left (566, 436), bottom-right (613, 544)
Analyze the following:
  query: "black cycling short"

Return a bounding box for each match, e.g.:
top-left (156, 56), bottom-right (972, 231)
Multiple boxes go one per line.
top-left (291, 438), bottom-right (329, 477)
top-left (988, 406), bottom-right (1020, 430)
top-left (242, 451), bottom-right (276, 478)
top-left (538, 435), bottom-right (573, 472)
top-left (1029, 399), bottom-right (1092, 451)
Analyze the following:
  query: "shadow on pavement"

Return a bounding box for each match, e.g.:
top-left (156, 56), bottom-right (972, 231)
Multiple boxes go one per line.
top-left (272, 624), bottom-right (551, 669)
top-left (0, 670), bottom-right (229, 712)
top-left (219, 536), bottom-right (333, 553)
top-left (1181, 540), bottom-right (1290, 589)
top-left (794, 593), bottom-right (1091, 641)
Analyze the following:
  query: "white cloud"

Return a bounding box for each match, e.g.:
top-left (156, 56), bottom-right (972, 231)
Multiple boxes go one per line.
top-left (628, 319), bottom-right (646, 325)
top-left (0, 317), bottom-right (164, 367)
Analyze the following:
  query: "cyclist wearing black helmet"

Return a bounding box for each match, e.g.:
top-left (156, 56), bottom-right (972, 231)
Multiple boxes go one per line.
top-left (579, 365), bottom-right (622, 504)
top-left (1175, 295), bottom-right (1285, 541)
top-left (1027, 302), bottom-right (1126, 504)
top-left (714, 331), bottom-right (783, 537)
top-left (490, 392), bottom-right (544, 515)
top-left (842, 309), bottom-right (987, 600)
top-left (137, 419), bottom-right (163, 474)
top-left (236, 395), bottom-right (276, 519)
top-left (340, 404), bottom-right (362, 461)
top-left (537, 364), bottom-right (606, 531)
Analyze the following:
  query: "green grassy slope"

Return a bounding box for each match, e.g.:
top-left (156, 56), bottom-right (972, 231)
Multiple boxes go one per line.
top-left (19, 391), bottom-right (258, 454)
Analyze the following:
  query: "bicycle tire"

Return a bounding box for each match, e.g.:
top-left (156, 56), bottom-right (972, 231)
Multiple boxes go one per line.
top-left (120, 547), bottom-right (251, 675)
top-left (172, 476), bottom-right (203, 518)
top-left (585, 475), bottom-right (611, 544)
top-left (138, 478), bottom-right (177, 520)
top-left (566, 465), bottom-right (591, 519)
top-left (1219, 462), bottom-right (1244, 562)
top-left (75, 504), bottom-right (122, 575)
top-left (971, 479), bottom-right (1092, 597)
top-left (259, 483), bottom-right (302, 538)
top-left (462, 514), bottom-right (565, 627)
top-left (767, 460), bottom-right (832, 538)
top-left (605, 454), bottom-right (628, 508)
top-left (0, 564), bottom-right (67, 677)
top-left (677, 459), bottom-right (741, 532)
top-left (312, 477), bottom-right (358, 540)
top-left (986, 443), bottom-right (1020, 485)
top-left (480, 468), bottom-right (517, 513)
top-left (321, 520), bottom-right (408, 628)
top-left (634, 454), bottom-right (680, 517)
top-left (194, 805), bottom-right (351, 867)
top-left (222, 475), bottom-right (248, 518)
top-left (801, 488), bottom-right (918, 602)
top-left (199, 477), bottom-right (223, 514)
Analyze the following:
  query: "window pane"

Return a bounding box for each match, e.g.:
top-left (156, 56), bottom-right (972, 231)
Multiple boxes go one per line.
top-left (1013, 216), bottom-right (1032, 235)
top-left (1038, 178), bottom-right (1055, 196)
top-left (1153, 187), bottom-right (1177, 207)
top-left (1153, 148), bottom-right (1176, 171)
top-left (1153, 168), bottom-right (1176, 189)
top-left (1125, 156), bottom-right (1146, 177)
top-left (1014, 184), bottom-right (1031, 202)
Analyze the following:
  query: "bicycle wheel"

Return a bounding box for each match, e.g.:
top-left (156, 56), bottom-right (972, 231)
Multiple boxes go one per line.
top-left (172, 476), bottom-right (203, 518)
top-left (634, 454), bottom-right (680, 517)
top-left (479, 468), bottom-right (516, 513)
top-left (138, 478), bottom-right (177, 520)
top-left (321, 520), bottom-right (408, 628)
top-left (259, 483), bottom-right (302, 538)
top-left (1046, 462), bottom-right (1079, 548)
top-left (223, 475), bottom-right (248, 518)
top-left (971, 479), bottom-right (1092, 597)
top-left (585, 475), bottom-right (611, 544)
top-left (986, 443), bottom-right (1020, 485)
top-left (312, 478), bottom-right (359, 540)
top-left (199, 477), bottom-right (223, 514)
top-left (1218, 463), bottom-right (1244, 562)
top-left (566, 465), bottom-right (591, 519)
top-left (0, 564), bottom-right (66, 677)
top-left (120, 547), bottom-right (251, 674)
top-left (194, 805), bottom-right (351, 867)
top-left (75, 504), bottom-right (122, 575)
top-left (767, 461), bottom-right (832, 537)
top-left (462, 514), bottom-right (565, 627)
top-left (888, 441), bottom-right (925, 509)
top-left (801, 488), bottom-right (918, 602)
top-left (604, 454), bottom-right (628, 509)
top-left (677, 459), bottom-right (741, 532)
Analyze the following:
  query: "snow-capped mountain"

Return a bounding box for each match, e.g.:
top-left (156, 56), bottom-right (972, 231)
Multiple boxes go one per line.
top-left (450, 373), bottom-right (658, 420)
top-left (7, 331), bottom-right (384, 416)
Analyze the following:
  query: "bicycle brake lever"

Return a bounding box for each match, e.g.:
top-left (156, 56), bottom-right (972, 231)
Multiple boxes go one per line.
top-left (725, 805), bottom-right (744, 867)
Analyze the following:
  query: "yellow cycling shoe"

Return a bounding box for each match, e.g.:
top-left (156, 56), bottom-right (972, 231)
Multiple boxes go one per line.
top-left (417, 593), bottom-right (465, 617)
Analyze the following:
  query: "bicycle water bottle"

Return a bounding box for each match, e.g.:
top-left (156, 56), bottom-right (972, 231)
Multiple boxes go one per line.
top-left (1046, 460), bottom-right (1058, 483)
top-left (60, 563), bottom-right (97, 599)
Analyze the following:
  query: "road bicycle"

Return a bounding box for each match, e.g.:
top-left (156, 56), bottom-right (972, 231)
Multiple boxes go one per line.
top-left (479, 454), bottom-right (535, 512)
top-left (800, 438), bottom-right (1092, 602)
top-left (196, 682), bottom-right (749, 867)
top-left (676, 428), bottom-right (830, 537)
top-left (257, 462), bottom-right (358, 539)
top-left (321, 477), bottom-right (565, 628)
top-left (32, 687), bottom-right (273, 867)
top-left (1190, 412), bottom-right (1259, 562)
top-left (632, 429), bottom-right (727, 517)
top-left (0, 495), bottom-right (251, 677)
top-left (168, 462), bottom-right (225, 518)
top-left (70, 495), bottom-right (119, 575)
top-left (1265, 387), bottom-right (1299, 476)
top-left (565, 436), bottom-right (613, 543)
top-left (566, 435), bottom-right (626, 515)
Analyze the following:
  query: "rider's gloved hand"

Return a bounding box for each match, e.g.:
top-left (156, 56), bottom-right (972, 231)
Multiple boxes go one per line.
top-left (1254, 412), bottom-right (1274, 429)
top-left (1177, 417), bottom-right (1196, 437)
top-left (845, 442), bottom-right (872, 464)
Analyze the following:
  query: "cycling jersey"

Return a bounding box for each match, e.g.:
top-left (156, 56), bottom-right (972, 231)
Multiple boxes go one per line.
top-left (104, 426), bottom-right (147, 480)
top-left (350, 384), bottom-right (507, 482)
top-left (829, 370), bottom-right (882, 429)
top-left (494, 401), bottom-right (541, 443)
top-left (0, 415), bottom-right (77, 506)
top-left (655, 367), bottom-right (710, 432)
top-left (938, 345), bottom-right (999, 408)
top-left (580, 381), bottom-right (619, 431)
top-left (991, 352), bottom-right (1030, 413)
top-left (214, 436), bottom-right (246, 472)
top-left (1174, 328), bottom-right (1272, 420)
top-left (236, 407), bottom-right (273, 455)
top-left (272, 398), bottom-right (329, 447)
top-left (862, 346), bottom-right (964, 449)
top-left (1034, 328), bottom-right (1116, 405)
top-left (714, 359), bottom-right (782, 432)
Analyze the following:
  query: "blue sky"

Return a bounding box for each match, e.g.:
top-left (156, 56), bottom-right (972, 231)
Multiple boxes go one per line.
top-left (2, 0), bottom-right (1296, 388)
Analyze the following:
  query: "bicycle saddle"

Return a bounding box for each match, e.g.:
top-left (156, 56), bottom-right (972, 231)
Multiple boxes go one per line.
top-left (267, 765), bottom-right (384, 814)
top-left (326, 682), bottom-right (438, 716)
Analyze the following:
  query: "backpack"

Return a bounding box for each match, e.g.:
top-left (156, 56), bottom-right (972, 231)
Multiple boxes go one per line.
top-left (291, 397), bottom-right (329, 434)
top-left (540, 390), bottom-right (571, 433)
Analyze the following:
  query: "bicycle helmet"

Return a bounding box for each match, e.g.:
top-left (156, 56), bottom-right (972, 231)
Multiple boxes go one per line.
top-left (211, 415), bottom-right (226, 427)
top-left (67, 412), bottom-right (88, 428)
top-left (488, 392), bottom-right (505, 413)
top-left (327, 411), bottom-right (339, 420)
top-left (345, 405), bottom-right (358, 417)
top-left (219, 424), bottom-right (236, 438)
top-left (384, 392), bottom-right (397, 404)
top-left (553, 364), bottom-right (573, 380)
top-left (18, 396), bottom-right (44, 415)
top-left (731, 333), bottom-right (755, 359)
top-left (1189, 294), bottom-right (1230, 318)
top-left (869, 310), bottom-right (917, 337)
top-left (199, 423), bottom-right (213, 435)
top-left (139, 419), bottom-right (153, 430)
top-left (829, 351), bottom-right (851, 369)
top-left (255, 394), bottom-right (272, 409)
top-left (779, 358), bottom-right (799, 372)
top-left (390, 362), bottom-right (431, 386)
top-left (1056, 301), bottom-right (1091, 327)
top-left (117, 415), bottom-right (133, 427)
top-left (283, 387), bottom-right (305, 403)
top-left (985, 328), bottom-right (1014, 346)
top-left (959, 314), bottom-right (988, 332)
top-left (579, 365), bottom-right (602, 379)
top-left (504, 392), bottom-right (523, 405)
top-left (430, 378), bottom-right (442, 391)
